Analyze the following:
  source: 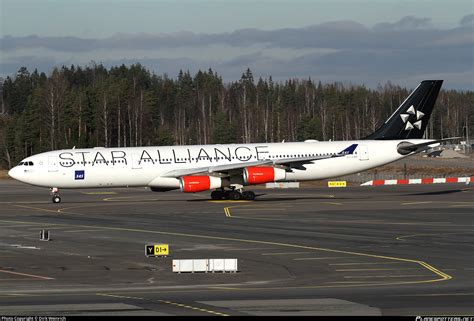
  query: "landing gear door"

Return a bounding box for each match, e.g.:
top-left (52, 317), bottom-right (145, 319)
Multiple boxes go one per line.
top-left (48, 156), bottom-right (58, 172)
top-left (359, 145), bottom-right (369, 161)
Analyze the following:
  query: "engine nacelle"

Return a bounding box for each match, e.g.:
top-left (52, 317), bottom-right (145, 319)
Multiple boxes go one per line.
top-left (243, 166), bottom-right (286, 185)
top-left (179, 176), bottom-right (223, 193)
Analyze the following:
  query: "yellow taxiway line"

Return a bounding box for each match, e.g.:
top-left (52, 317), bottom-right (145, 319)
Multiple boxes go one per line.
top-left (0, 217), bottom-right (453, 291)
top-left (96, 293), bottom-right (229, 316)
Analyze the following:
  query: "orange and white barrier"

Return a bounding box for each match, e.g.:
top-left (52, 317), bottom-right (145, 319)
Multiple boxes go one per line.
top-left (361, 176), bottom-right (473, 186)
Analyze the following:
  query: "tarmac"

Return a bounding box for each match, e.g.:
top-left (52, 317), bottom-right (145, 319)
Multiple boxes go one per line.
top-left (0, 180), bottom-right (473, 316)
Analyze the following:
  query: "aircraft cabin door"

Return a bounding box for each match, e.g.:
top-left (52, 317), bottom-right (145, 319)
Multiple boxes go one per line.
top-left (48, 156), bottom-right (58, 172)
top-left (359, 145), bottom-right (369, 161)
top-left (132, 154), bottom-right (142, 169)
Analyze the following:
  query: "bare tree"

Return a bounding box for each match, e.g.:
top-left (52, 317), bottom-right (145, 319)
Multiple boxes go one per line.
top-left (43, 68), bottom-right (68, 150)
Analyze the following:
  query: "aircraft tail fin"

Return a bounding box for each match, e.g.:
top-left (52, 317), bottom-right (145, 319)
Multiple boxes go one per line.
top-left (364, 80), bottom-right (443, 140)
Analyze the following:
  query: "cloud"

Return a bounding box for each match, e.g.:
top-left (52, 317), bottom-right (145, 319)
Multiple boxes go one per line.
top-left (3, 16), bottom-right (471, 52)
top-left (374, 16), bottom-right (432, 31)
top-left (460, 14), bottom-right (474, 26)
top-left (1, 16), bottom-right (473, 89)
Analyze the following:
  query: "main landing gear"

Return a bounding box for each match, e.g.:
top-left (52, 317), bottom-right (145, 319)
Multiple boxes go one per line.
top-left (211, 189), bottom-right (256, 201)
top-left (51, 187), bottom-right (61, 204)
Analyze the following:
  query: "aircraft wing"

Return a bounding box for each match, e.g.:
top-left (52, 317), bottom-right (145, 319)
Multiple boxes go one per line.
top-left (161, 160), bottom-right (274, 178)
top-left (161, 144), bottom-right (358, 178)
top-left (274, 144), bottom-right (358, 170)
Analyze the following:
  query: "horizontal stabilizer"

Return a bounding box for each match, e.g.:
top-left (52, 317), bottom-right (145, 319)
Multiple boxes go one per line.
top-left (397, 137), bottom-right (462, 155)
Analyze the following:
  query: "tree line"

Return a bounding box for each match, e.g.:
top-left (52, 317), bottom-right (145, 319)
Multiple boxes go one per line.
top-left (0, 64), bottom-right (472, 169)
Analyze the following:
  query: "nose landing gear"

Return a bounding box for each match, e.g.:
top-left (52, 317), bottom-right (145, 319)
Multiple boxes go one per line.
top-left (51, 188), bottom-right (61, 204)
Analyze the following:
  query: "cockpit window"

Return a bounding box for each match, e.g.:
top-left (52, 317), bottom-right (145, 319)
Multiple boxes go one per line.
top-left (28, 161), bottom-right (34, 166)
top-left (18, 162), bottom-right (24, 166)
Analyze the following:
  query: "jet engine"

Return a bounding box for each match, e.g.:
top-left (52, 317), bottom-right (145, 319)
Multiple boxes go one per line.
top-left (243, 166), bottom-right (286, 185)
top-left (179, 176), bottom-right (223, 193)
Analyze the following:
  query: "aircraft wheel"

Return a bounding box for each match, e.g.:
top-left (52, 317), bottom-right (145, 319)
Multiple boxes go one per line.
top-left (227, 190), bottom-right (242, 201)
top-left (211, 191), bottom-right (225, 200)
top-left (52, 195), bottom-right (61, 204)
top-left (242, 191), bottom-right (256, 200)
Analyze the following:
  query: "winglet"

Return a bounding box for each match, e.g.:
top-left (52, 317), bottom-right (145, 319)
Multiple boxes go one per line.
top-left (337, 144), bottom-right (358, 156)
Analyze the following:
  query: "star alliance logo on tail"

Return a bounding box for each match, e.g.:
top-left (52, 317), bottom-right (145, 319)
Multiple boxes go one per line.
top-left (400, 105), bottom-right (425, 131)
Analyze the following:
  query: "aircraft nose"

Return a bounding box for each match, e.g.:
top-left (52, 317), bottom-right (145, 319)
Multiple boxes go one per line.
top-left (8, 167), bottom-right (20, 180)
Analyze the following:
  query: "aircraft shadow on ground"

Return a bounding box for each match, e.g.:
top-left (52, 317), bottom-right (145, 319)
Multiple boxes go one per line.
top-left (187, 195), bottom-right (355, 202)
top-left (402, 189), bottom-right (466, 196)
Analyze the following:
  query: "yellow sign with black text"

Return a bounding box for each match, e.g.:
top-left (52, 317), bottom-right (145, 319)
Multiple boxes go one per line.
top-left (328, 181), bottom-right (347, 188)
top-left (146, 244), bottom-right (169, 257)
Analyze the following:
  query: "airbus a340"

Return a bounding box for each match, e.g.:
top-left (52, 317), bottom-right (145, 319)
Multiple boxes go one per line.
top-left (9, 80), bottom-right (451, 203)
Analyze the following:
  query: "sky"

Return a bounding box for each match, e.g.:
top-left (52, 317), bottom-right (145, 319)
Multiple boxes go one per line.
top-left (1, 0), bottom-right (473, 89)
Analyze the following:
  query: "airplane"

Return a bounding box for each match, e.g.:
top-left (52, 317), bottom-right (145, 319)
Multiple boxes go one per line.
top-left (8, 80), bottom-right (452, 203)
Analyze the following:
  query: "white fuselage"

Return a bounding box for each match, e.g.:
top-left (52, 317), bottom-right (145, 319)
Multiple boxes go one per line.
top-left (8, 139), bottom-right (427, 190)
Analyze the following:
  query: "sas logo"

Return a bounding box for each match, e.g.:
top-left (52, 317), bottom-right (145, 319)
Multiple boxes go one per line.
top-left (75, 170), bottom-right (85, 180)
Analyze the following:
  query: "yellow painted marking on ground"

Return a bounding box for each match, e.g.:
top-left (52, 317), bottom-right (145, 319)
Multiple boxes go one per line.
top-left (231, 208), bottom-right (289, 211)
top-left (264, 193), bottom-right (335, 198)
top-left (0, 219), bottom-right (453, 289)
top-left (26, 226), bottom-right (68, 230)
top-left (401, 201), bottom-right (433, 205)
top-left (321, 202), bottom-right (343, 206)
top-left (0, 269), bottom-right (54, 280)
top-left (45, 201), bottom-right (163, 215)
top-left (249, 216), bottom-right (292, 219)
top-left (450, 204), bottom-right (474, 207)
top-left (0, 224), bottom-right (45, 228)
top-left (225, 206), bottom-right (455, 226)
top-left (224, 247), bottom-right (276, 251)
top-left (388, 293), bottom-right (474, 297)
top-left (325, 281), bottom-right (379, 284)
top-left (102, 196), bottom-right (168, 202)
top-left (330, 262), bottom-right (404, 266)
top-left (325, 220), bottom-right (453, 226)
top-left (261, 252), bottom-right (313, 256)
top-left (336, 268), bottom-right (419, 272)
top-left (397, 233), bottom-right (438, 241)
top-left (96, 293), bottom-right (228, 316)
top-left (396, 231), bottom-right (473, 241)
top-left (82, 192), bottom-right (117, 195)
top-left (223, 205), bottom-right (295, 219)
top-left (344, 275), bottom-right (427, 279)
top-left (0, 201), bottom-right (50, 204)
top-left (220, 203), bottom-right (288, 218)
top-left (229, 216), bottom-right (289, 221)
top-left (13, 204), bottom-right (60, 214)
top-left (294, 257), bottom-right (347, 261)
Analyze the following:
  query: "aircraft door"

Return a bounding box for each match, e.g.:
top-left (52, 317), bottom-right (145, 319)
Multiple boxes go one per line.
top-left (132, 154), bottom-right (142, 169)
top-left (48, 156), bottom-right (58, 172)
top-left (359, 145), bottom-right (369, 161)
